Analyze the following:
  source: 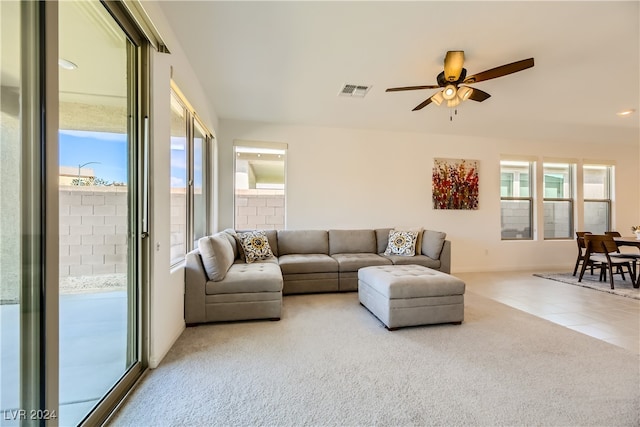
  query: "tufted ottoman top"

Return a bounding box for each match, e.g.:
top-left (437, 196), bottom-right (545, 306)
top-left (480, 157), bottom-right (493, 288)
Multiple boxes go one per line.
top-left (358, 264), bottom-right (465, 299)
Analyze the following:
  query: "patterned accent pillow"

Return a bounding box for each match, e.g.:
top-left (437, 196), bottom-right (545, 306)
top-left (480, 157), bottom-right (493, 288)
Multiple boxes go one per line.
top-left (384, 230), bottom-right (418, 256)
top-left (394, 226), bottom-right (424, 255)
top-left (236, 230), bottom-right (275, 263)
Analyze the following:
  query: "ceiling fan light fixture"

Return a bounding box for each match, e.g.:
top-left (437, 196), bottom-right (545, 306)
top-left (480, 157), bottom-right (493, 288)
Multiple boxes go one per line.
top-left (447, 97), bottom-right (461, 108)
top-left (457, 86), bottom-right (473, 101)
top-left (431, 91), bottom-right (444, 106)
top-left (443, 84), bottom-right (457, 100)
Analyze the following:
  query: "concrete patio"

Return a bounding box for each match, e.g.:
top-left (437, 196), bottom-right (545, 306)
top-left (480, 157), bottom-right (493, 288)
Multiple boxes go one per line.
top-left (1, 291), bottom-right (127, 426)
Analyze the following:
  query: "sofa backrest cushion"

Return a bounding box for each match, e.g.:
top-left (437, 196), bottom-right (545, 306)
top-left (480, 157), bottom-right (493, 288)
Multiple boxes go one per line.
top-left (329, 229), bottom-right (376, 255)
top-left (221, 229), bottom-right (239, 259)
top-left (198, 233), bottom-right (235, 281)
top-left (262, 229), bottom-right (279, 257)
top-left (422, 230), bottom-right (447, 259)
top-left (375, 228), bottom-right (393, 253)
top-left (277, 230), bottom-right (328, 255)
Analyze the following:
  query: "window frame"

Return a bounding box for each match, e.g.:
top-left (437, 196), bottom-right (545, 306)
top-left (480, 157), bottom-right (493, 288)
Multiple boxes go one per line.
top-left (233, 140), bottom-right (288, 231)
top-left (543, 162), bottom-right (575, 240)
top-left (583, 164), bottom-right (613, 233)
top-left (190, 117), bottom-right (210, 248)
top-left (500, 160), bottom-right (534, 241)
top-left (170, 85), bottom-right (213, 267)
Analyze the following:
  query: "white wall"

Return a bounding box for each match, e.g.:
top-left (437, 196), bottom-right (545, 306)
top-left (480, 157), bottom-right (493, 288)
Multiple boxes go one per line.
top-left (218, 119), bottom-right (639, 273)
top-left (143, 3), bottom-right (219, 368)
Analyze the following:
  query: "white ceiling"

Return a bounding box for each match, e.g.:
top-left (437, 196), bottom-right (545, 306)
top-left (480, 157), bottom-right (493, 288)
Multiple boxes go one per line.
top-left (156, 1), bottom-right (640, 145)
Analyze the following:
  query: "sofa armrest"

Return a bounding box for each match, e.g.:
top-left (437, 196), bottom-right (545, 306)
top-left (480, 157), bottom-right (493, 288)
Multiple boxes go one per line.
top-left (439, 240), bottom-right (451, 274)
top-left (185, 249), bottom-right (207, 324)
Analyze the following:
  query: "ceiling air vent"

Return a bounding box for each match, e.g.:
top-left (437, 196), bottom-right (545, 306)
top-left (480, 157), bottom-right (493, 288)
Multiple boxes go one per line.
top-left (339, 84), bottom-right (371, 98)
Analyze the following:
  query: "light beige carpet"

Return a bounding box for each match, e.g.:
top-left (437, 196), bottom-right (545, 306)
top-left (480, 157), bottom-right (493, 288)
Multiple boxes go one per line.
top-left (109, 292), bottom-right (640, 426)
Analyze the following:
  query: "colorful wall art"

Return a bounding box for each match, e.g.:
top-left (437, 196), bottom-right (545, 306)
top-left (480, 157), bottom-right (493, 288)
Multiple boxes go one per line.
top-left (432, 158), bottom-right (479, 210)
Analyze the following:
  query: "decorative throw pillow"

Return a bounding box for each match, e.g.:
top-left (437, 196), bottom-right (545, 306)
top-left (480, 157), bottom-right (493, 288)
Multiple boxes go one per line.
top-left (394, 226), bottom-right (424, 255)
top-left (384, 230), bottom-right (418, 256)
top-left (236, 230), bottom-right (275, 263)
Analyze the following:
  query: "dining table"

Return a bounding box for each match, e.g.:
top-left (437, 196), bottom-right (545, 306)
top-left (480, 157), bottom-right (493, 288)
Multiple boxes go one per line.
top-left (613, 236), bottom-right (640, 249)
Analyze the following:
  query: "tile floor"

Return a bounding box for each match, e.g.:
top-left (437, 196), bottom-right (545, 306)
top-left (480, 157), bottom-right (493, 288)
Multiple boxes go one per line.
top-left (456, 270), bottom-right (640, 354)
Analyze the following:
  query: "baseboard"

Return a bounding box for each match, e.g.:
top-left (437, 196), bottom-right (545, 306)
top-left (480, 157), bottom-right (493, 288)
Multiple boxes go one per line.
top-left (452, 264), bottom-right (572, 274)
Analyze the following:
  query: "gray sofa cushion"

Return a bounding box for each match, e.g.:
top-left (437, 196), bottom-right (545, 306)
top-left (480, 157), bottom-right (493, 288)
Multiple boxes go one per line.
top-left (332, 253), bottom-right (392, 272)
top-left (221, 229), bottom-right (239, 259)
top-left (234, 257), bottom-right (278, 265)
top-left (422, 230), bottom-right (447, 259)
top-left (198, 233), bottom-right (235, 281)
top-left (375, 228), bottom-right (393, 253)
top-left (329, 229), bottom-right (377, 255)
top-left (382, 254), bottom-right (441, 269)
top-left (277, 230), bottom-right (328, 255)
top-left (205, 262), bottom-right (283, 295)
top-left (262, 229), bottom-right (279, 257)
top-left (278, 254), bottom-right (338, 274)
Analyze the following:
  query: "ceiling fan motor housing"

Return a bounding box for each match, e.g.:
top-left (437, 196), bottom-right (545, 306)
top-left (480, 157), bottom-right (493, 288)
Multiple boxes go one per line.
top-left (437, 69), bottom-right (466, 87)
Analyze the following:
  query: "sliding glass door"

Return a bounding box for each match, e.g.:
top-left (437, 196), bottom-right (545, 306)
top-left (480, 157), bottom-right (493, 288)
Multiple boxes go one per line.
top-left (1, 1), bottom-right (147, 425)
top-left (1, 1), bottom-right (49, 423)
top-left (58, 1), bottom-right (144, 425)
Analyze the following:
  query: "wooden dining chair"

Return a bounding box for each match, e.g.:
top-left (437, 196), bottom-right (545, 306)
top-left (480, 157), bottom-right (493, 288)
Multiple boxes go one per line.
top-left (579, 234), bottom-right (637, 289)
top-left (603, 231), bottom-right (627, 277)
top-left (607, 231), bottom-right (640, 286)
top-left (573, 231), bottom-right (595, 276)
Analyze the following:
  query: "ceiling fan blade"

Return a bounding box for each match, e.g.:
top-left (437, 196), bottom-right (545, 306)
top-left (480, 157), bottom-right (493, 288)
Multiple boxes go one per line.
top-left (468, 87), bottom-right (491, 102)
top-left (463, 58), bottom-right (534, 84)
top-left (412, 97), bottom-right (433, 111)
top-left (386, 85), bottom-right (440, 92)
top-left (443, 51), bottom-right (465, 82)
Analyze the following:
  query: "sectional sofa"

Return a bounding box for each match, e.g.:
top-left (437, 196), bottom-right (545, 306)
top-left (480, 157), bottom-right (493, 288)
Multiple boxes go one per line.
top-left (184, 228), bottom-right (450, 325)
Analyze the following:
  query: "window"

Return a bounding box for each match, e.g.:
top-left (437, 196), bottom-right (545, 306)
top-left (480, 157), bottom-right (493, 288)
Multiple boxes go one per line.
top-left (234, 142), bottom-right (287, 230)
top-left (500, 161), bottom-right (534, 240)
top-left (543, 163), bottom-right (574, 239)
top-left (170, 93), bottom-right (188, 265)
top-left (583, 164), bottom-right (612, 234)
top-left (192, 120), bottom-right (208, 246)
top-left (170, 88), bottom-right (212, 265)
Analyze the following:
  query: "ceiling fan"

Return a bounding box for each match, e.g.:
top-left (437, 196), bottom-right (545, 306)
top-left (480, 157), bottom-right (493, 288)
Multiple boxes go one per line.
top-left (386, 51), bottom-right (534, 111)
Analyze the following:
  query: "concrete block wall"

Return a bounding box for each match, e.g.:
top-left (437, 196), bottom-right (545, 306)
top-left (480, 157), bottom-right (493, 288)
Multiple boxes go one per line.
top-left (170, 191), bottom-right (187, 264)
top-left (501, 200), bottom-right (532, 238)
top-left (235, 189), bottom-right (285, 230)
top-left (543, 202), bottom-right (572, 238)
top-left (59, 186), bottom-right (128, 277)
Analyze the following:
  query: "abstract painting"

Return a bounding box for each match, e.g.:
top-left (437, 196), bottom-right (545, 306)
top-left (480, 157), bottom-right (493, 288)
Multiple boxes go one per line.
top-left (432, 158), bottom-right (479, 210)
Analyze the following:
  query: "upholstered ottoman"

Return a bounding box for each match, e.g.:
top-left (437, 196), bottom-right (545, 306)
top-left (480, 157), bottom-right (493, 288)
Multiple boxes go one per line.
top-left (358, 265), bottom-right (465, 330)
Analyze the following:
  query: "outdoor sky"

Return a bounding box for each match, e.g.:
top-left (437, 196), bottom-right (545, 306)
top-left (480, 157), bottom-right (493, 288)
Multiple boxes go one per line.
top-left (59, 130), bottom-right (189, 187)
top-left (59, 130), bottom-right (128, 184)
